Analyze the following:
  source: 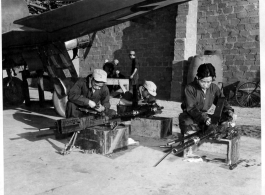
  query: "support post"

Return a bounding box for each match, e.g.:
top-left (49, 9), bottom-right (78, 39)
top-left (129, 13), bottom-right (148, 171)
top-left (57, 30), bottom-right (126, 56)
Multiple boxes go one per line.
top-left (21, 70), bottom-right (31, 106)
top-left (37, 70), bottom-right (45, 107)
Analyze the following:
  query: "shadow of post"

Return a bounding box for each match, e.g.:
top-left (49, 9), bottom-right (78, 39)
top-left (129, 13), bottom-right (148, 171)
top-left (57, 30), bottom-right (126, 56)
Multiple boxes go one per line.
top-left (171, 56), bottom-right (193, 102)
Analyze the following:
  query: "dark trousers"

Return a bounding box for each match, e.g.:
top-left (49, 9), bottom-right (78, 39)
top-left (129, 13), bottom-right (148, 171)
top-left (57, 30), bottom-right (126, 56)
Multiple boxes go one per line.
top-left (179, 112), bottom-right (207, 135)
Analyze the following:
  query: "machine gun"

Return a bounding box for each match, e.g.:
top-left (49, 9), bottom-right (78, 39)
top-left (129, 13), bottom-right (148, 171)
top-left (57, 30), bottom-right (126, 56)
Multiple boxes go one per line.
top-left (154, 98), bottom-right (239, 168)
top-left (40, 103), bottom-right (163, 134)
top-left (39, 103), bottom-right (164, 155)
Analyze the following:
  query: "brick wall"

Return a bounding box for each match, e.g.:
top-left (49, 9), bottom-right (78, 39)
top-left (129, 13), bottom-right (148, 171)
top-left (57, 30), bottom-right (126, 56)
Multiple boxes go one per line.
top-left (197, 0), bottom-right (260, 84)
top-left (80, 6), bottom-right (178, 99)
top-left (79, 0), bottom-right (260, 101)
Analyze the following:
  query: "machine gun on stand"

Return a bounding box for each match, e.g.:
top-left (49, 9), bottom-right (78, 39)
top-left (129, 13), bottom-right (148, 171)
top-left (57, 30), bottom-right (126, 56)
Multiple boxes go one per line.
top-left (39, 104), bottom-right (164, 155)
top-left (154, 98), bottom-right (239, 169)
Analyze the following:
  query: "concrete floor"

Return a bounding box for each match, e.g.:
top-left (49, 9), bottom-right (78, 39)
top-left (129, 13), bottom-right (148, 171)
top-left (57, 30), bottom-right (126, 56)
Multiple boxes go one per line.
top-left (3, 89), bottom-right (262, 195)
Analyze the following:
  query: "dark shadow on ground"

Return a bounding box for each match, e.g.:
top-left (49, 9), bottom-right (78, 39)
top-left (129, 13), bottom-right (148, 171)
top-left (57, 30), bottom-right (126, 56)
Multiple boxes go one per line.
top-left (10, 112), bottom-right (68, 153)
top-left (3, 100), bottom-right (59, 117)
top-left (12, 112), bottom-right (56, 130)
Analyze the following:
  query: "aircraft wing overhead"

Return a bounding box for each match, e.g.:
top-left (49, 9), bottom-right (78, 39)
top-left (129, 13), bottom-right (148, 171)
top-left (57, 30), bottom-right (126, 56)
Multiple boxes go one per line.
top-left (2, 28), bottom-right (49, 50)
top-left (9, 0), bottom-right (189, 47)
top-left (14, 0), bottom-right (145, 32)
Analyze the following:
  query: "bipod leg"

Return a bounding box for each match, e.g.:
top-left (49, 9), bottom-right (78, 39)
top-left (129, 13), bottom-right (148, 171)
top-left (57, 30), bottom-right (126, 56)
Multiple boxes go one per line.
top-left (153, 149), bottom-right (172, 167)
top-left (60, 132), bottom-right (79, 155)
top-left (111, 122), bottom-right (119, 131)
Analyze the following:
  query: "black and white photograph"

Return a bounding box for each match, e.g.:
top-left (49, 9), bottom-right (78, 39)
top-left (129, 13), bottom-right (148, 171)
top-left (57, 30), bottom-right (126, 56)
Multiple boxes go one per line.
top-left (1, 0), bottom-right (263, 194)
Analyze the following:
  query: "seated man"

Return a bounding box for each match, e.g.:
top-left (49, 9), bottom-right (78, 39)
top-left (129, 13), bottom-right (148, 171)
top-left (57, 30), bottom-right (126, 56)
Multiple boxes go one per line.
top-left (119, 80), bottom-right (157, 105)
top-left (116, 80), bottom-right (157, 115)
top-left (179, 63), bottom-right (235, 136)
top-left (65, 69), bottom-right (116, 118)
top-left (113, 59), bottom-right (125, 77)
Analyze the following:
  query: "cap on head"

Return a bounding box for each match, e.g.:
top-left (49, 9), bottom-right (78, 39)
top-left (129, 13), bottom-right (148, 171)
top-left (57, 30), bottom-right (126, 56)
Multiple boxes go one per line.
top-left (143, 81), bottom-right (157, 97)
top-left (93, 69), bottom-right (107, 83)
top-left (130, 51), bottom-right (136, 55)
top-left (114, 59), bottom-right (119, 65)
top-left (196, 63), bottom-right (216, 80)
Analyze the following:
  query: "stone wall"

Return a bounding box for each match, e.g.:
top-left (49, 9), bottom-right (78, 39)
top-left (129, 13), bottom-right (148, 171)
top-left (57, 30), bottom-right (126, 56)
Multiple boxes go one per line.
top-left (197, 0), bottom-right (260, 84)
top-left (80, 6), bottom-right (178, 99)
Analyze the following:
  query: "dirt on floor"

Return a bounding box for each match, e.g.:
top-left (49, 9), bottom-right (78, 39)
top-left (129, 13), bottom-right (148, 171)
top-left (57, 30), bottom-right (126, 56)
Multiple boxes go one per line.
top-left (3, 89), bottom-right (262, 195)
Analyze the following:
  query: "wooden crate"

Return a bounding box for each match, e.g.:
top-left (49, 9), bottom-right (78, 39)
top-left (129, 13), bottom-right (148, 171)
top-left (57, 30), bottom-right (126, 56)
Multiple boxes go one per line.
top-left (185, 135), bottom-right (240, 165)
top-left (75, 125), bottom-right (129, 155)
top-left (131, 117), bottom-right (172, 138)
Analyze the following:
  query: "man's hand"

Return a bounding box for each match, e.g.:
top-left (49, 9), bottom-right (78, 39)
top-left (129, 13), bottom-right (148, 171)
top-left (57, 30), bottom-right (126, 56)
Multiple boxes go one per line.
top-left (138, 99), bottom-right (147, 105)
top-left (94, 104), bottom-right (105, 112)
top-left (227, 110), bottom-right (234, 117)
top-left (225, 110), bottom-right (236, 122)
top-left (205, 117), bottom-right (211, 126)
top-left (88, 100), bottom-right (96, 108)
top-left (130, 75), bottom-right (133, 79)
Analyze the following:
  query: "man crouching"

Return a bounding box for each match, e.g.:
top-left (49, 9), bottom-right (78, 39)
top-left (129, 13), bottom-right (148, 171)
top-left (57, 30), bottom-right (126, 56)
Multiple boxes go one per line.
top-left (65, 69), bottom-right (116, 118)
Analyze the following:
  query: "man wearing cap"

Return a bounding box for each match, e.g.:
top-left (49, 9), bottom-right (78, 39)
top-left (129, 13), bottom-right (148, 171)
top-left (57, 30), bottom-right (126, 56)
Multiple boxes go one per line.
top-left (129, 51), bottom-right (139, 84)
top-left (65, 69), bottom-right (115, 118)
top-left (118, 80), bottom-right (157, 107)
top-left (129, 51), bottom-right (139, 102)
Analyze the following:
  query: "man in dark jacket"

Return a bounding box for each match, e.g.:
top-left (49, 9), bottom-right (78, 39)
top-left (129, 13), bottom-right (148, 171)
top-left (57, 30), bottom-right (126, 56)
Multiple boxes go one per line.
top-left (129, 51), bottom-right (139, 104)
top-left (179, 63), bottom-right (235, 135)
top-left (129, 50), bottom-right (139, 85)
top-left (116, 80), bottom-right (157, 114)
top-left (65, 69), bottom-right (116, 118)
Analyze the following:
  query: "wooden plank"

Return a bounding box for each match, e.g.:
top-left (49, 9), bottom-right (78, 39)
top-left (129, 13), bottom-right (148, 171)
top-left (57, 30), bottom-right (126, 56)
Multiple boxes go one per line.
top-left (106, 78), bottom-right (129, 91)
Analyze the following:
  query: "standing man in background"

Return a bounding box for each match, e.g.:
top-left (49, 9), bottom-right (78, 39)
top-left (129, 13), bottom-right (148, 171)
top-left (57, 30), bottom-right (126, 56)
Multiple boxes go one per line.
top-left (129, 50), bottom-right (139, 107)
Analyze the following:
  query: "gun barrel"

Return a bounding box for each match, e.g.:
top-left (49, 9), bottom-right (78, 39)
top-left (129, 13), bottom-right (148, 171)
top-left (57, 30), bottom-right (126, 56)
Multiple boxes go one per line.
top-left (172, 140), bottom-right (196, 155)
top-left (166, 131), bottom-right (199, 146)
top-left (159, 145), bottom-right (172, 148)
top-left (39, 127), bottom-right (57, 131)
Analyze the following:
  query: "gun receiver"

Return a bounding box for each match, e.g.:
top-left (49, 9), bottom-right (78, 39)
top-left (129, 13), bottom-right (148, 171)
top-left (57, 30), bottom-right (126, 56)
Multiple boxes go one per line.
top-left (39, 104), bottom-right (164, 136)
top-left (38, 103), bottom-right (164, 155)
